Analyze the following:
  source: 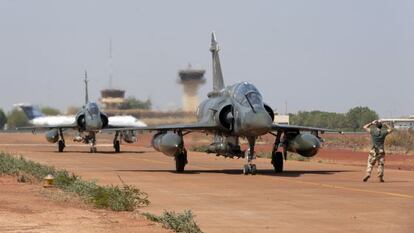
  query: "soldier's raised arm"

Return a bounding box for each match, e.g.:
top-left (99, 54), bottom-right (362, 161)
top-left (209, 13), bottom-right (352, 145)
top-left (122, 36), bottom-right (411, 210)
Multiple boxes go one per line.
top-left (383, 122), bottom-right (394, 133)
top-left (363, 120), bottom-right (376, 133)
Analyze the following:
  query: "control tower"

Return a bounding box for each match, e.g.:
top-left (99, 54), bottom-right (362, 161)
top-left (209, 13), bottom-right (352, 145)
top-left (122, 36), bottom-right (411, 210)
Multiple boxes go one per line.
top-left (99, 39), bottom-right (126, 110)
top-left (178, 64), bottom-right (206, 112)
top-left (100, 89), bottom-right (125, 109)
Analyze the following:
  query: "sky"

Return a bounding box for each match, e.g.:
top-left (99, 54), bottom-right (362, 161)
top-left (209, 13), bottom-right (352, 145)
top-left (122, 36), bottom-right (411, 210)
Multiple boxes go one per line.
top-left (0, 0), bottom-right (413, 117)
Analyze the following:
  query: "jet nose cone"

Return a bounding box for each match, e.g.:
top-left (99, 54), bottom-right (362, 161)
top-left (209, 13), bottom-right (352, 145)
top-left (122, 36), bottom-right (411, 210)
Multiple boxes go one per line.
top-left (243, 110), bottom-right (273, 136)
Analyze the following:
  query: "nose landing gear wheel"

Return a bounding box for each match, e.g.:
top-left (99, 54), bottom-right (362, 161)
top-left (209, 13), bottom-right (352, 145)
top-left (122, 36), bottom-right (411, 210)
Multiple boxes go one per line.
top-left (90, 147), bottom-right (97, 153)
top-left (243, 164), bottom-right (250, 175)
top-left (243, 164), bottom-right (257, 175)
top-left (250, 164), bottom-right (257, 175)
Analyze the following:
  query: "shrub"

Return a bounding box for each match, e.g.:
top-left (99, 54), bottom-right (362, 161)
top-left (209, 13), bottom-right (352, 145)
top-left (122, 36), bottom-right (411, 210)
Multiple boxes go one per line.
top-left (385, 130), bottom-right (414, 154)
top-left (6, 109), bottom-right (29, 128)
top-left (0, 152), bottom-right (149, 211)
top-left (143, 210), bottom-right (202, 233)
top-left (0, 109), bottom-right (7, 129)
top-left (40, 106), bottom-right (61, 116)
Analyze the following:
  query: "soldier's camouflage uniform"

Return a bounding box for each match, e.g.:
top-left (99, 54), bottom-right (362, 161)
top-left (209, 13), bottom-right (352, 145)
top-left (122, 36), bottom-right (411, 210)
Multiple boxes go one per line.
top-left (366, 127), bottom-right (389, 178)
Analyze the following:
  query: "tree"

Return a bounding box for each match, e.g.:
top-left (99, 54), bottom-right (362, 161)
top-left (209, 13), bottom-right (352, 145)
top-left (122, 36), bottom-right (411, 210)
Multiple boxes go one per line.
top-left (41, 106), bottom-right (61, 116)
top-left (289, 106), bottom-right (378, 131)
top-left (7, 109), bottom-right (29, 128)
top-left (119, 97), bottom-right (152, 110)
top-left (345, 106), bottom-right (379, 131)
top-left (0, 109), bottom-right (7, 129)
top-left (66, 106), bottom-right (81, 115)
top-left (290, 111), bottom-right (347, 129)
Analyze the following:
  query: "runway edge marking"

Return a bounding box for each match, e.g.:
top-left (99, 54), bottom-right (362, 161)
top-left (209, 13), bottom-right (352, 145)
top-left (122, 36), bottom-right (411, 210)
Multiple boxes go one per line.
top-left (295, 180), bottom-right (414, 199)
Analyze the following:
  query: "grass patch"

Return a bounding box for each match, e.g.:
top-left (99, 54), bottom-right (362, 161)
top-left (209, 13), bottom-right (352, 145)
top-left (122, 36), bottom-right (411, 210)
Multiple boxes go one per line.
top-left (143, 210), bottom-right (202, 233)
top-left (385, 130), bottom-right (414, 154)
top-left (0, 152), bottom-right (149, 211)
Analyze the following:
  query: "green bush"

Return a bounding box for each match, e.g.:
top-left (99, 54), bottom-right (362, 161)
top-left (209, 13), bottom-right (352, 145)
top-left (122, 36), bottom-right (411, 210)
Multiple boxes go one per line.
top-left (0, 109), bottom-right (7, 129)
top-left (290, 106), bottom-right (379, 131)
top-left (0, 152), bottom-right (149, 211)
top-left (119, 97), bottom-right (152, 110)
top-left (40, 106), bottom-right (61, 116)
top-left (143, 210), bottom-right (202, 233)
top-left (6, 109), bottom-right (29, 128)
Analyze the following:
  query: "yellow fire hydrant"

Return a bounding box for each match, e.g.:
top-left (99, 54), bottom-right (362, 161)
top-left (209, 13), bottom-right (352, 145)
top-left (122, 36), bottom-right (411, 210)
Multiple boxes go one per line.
top-left (43, 174), bottom-right (55, 188)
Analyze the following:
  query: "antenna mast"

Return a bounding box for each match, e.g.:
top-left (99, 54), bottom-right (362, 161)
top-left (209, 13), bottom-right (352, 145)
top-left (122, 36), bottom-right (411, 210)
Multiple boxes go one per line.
top-left (84, 70), bottom-right (89, 104)
top-left (108, 38), bottom-right (113, 88)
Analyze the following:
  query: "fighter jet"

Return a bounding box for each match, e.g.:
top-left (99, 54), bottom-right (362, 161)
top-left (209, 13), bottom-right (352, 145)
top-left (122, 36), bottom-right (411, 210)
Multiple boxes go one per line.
top-left (15, 103), bottom-right (146, 128)
top-left (122, 32), bottom-right (342, 174)
top-left (19, 71), bottom-right (144, 153)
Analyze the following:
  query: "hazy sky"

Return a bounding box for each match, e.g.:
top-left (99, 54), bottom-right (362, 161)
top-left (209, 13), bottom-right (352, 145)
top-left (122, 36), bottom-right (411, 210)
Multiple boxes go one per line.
top-left (0, 0), bottom-right (413, 117)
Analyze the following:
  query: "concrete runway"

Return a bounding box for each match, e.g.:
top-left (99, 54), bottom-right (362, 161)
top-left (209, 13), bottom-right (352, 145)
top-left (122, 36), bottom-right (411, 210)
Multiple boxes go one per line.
top-left (0, 133), bottom-right (413, 233)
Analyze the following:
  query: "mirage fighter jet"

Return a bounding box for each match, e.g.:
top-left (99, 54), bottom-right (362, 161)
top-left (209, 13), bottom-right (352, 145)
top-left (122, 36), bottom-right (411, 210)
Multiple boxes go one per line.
top-left (120, 33), bottom-right (342, 174)
top-left (19, 71), bottom-right (144, 153)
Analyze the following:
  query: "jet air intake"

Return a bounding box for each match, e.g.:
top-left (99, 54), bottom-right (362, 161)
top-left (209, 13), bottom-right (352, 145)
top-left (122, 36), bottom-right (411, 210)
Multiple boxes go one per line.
top-left (152, 132), bottom-right (184, 157)
top-left (287, 134), bottom-right (321, 157)
top-left (216, 105), bottom-right (233, 131)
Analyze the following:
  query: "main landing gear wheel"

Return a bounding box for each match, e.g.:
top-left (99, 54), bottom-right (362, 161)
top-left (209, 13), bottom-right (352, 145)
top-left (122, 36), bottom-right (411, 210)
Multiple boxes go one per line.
top-left (243, 164), bottom-right (257, 175)
top-left (175, 149), bottom-right (188, 173)
top-left (114, 140), bottom-right (120, 153)
top-left (272, 151), bottom-right (284, 173)
top-left (90, 146), bottom-right (97, 153)
top-left (58, 140), bottom-right (65, 152)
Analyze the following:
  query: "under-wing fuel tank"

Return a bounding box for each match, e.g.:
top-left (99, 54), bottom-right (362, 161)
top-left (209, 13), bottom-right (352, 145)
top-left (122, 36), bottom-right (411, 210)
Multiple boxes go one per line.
top-left (152, 132), bottom-right (183, 157)
top-left (286, 133), bottom-right (321, 157)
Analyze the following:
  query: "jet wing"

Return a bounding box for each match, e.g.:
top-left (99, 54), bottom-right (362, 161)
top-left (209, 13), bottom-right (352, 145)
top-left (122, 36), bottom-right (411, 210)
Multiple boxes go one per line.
top-left (104, 122), bottom-right (219, 132)
top-left (272, 123), bottom-right (343, 134)
top-left (107, 115), bottom-right (147, 128)
top-left (17, 124), bottom-right (78, 132)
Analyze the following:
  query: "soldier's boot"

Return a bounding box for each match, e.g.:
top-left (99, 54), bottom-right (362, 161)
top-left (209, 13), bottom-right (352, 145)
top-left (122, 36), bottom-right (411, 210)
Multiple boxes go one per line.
top-left (379, 176), bottom-right (384, 183)
top-left (363, 175), bottom-right (370, 182)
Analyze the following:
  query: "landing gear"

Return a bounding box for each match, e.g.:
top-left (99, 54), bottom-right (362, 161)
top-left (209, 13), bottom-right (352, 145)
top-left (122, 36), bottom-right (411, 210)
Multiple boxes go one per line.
top-left (271, 151), bottom-right (284, 173)
top-left (243, 164), bottom-right (257, 175)
top-left (175, 149), bottom-right (188, 173)
top-left (271, 131), bottom-right (285, 173)
top-left (86, 132), bottom-right (97, 153)
top-left (114, 140), bottom-right (120, 153)
top-left (114, 131), bottom-right (121, 153)
top-left (57, 129), bottom-right (65, 153)
top-left (90, 146), bottom-right (97, 153)
top-left (243, 137), bottom-right (257, 175)
top-left (58, 140), bottom-right (65, 152)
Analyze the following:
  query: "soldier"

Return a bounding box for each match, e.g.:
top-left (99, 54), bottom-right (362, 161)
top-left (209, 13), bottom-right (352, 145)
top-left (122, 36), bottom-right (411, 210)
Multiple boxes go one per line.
top-left (362, 120), bottom-right (393, 182)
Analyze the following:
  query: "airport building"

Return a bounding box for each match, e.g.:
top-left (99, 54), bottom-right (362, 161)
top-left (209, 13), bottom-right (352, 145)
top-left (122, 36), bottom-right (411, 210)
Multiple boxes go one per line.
top-left (380, 118), bottom-right (414, 130)
top-left (274, 114), bottom-right (290, 125)
top-left (100, 89), bottom-right (126, 110)
top-left (177, 65), bottom-right (206, 112)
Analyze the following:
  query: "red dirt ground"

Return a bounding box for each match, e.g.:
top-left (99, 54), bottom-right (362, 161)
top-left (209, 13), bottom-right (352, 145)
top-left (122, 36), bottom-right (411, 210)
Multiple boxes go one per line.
top-left (1, 132), bottom-right (413, 233)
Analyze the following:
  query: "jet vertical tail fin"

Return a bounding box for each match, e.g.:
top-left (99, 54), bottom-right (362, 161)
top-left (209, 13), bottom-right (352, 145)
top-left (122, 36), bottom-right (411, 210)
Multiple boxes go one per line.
top-left (14, 104), bottom-right (44, 120)
top-left (84, 70), bottom-right (89, 105)
top-left (210, 32), bottom-right (225, 91)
